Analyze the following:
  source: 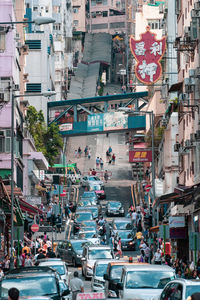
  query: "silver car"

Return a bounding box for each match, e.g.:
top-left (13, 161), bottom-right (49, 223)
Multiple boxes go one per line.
top-left (91, 260), bottom-right (110, 292)
top-left (160, 278), bottom-right (200, 300)
top-left (81, 176), bottom-right (104, 188)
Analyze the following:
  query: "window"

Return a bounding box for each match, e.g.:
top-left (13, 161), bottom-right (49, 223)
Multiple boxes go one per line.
top-left (91, 0), bottom-right (96, 6)
top-left (147, 19), bottom-right (161, 30)
top-left (53, 6), bottom-right (61, 13)
top-left (53, 23), bottom-right (61, 31)
top-left (73, 7), bottom-right (79, 13)
top-left (33, 6), bottom-right (38, 11)
top-left (0, 130), bottom-right (11, 153)
top-left (25, 40), bottom-right (41, 50)
top-left (45, 6), bottom-right (49, 13)
top-left (73, 20), bottom-right (79, 26)
top-left (26, 83), bottom-right (42, 93)
top-left (103, 11), bottom-right (108, 17)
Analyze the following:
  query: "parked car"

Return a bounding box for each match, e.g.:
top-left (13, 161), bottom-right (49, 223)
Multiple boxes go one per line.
top-left (81, 244), bottom-right (115, 279)
top-left (91, 260), bottom-right (110, 292)
top-left (37, 259), bottom-right (69, 284)
top-left (56, 239), bottom-right (91, 266)
top-left (117, 264), bottom-right (175, 299)
top-left (89, 184), bottom-right (106, 199)
top-left (106, 201), bottom-right (124, 217)
top-left (116, 230), bottom-right (135, 250)
top-left (81, 176), bottom-right (104, 188)
top-left (0, 266), bottom-right (69, 299)
top-left (75, 210), bottom-right (94, 222)
top-left (159, 278), bottom-right (200, 300)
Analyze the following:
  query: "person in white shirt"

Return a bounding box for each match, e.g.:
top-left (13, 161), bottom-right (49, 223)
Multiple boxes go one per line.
top-left (131, 210), bottom-right (137, 225)
top-left (153, 248), bottom-right (162, 264)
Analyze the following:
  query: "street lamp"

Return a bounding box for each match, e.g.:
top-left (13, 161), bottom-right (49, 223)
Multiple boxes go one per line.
top-left (0, 16), bottom-right (55, 26)
top-left (10, 91), bottom-right (56, 269)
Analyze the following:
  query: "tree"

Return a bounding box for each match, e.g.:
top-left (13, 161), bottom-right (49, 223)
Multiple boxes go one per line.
top-left (25, 106), bottom-right (63, 166)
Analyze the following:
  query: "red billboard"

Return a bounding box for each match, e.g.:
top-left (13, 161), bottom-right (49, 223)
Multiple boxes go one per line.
top-left (130, 26), bottom-right (166, 84)
top-left (129, 150), bottom-right (152, 163)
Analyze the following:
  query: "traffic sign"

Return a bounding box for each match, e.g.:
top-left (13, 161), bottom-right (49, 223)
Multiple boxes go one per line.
top-left (31, 224), bottom-right (39, 232)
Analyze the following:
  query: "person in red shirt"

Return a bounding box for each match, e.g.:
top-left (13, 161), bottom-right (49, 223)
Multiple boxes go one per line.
top-left (91, 169), bottom-right (96, 175)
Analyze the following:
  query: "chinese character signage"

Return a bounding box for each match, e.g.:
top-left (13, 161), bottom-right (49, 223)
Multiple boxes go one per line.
top-left (59, 123), bottom-right (73, 131)
top-left (130, 26), bottom-right (166, 84)
top-left (129, 150), bottom-right (152, 162)
top-left (87, 112), bottom-right (128, 132)
top-left (87, 114), bottom-right (104, 132)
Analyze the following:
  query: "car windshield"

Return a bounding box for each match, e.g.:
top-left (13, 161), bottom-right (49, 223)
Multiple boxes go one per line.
top-left (126, 271), bottom-right (175, 289)
top-left (109, 202), bottom-right (121, 208)
top-left (111, 265), bottom-right (123, 279)
top-left (78, 200), bottom-right (91, 207)
top-left (81, 221), bottom-right (96, 227)
top-left (114, 221), bottom-right (133, 230)
top-left (186, 286), bottom-right (200, 298)
top-left (82, 192), bottom-right (95, 198)
top-left (50, 265), bottom-right (65, 275)
top-left (76, 212), bottom-right (93, 221)
top-left (95, 263), bottom-right (108, 277)
top-left (1, 276), bottom-right (57, 297)
top-left (118, 231), bottom-right (132, 239)
top-left (89, 249), bottom-right (113, 259)
top-left (71, 241), bottom-right (87, 251)
top-left (89, 177), bottom-right (100, 181)
top-left (79, 232), bottom-right (97, 238)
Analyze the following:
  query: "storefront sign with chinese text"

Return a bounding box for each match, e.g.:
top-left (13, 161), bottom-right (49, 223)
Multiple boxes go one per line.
top-left (129, 150), bottom-right (152, 162)
top-left (59, 123), bottom-right (73, 131)
top-left (130, 26), bottom-right (166, 84)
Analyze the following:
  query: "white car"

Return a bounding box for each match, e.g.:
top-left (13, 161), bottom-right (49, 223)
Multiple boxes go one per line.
top-left (81, 176), bottom-right (104, 188)
top-left (91, 260), bottom-right (110, 292)
top-left (118, 264), bottom-right (175, 299)
top-left (159, 278), bottom-right (200, 300)
top-left (38, 259), bottom-right (70, 285)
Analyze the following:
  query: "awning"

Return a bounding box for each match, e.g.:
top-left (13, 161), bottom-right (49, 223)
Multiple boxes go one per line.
top-left (149, 225), bottom-right (159, 233)
top-left (168, 82), bottom-right (183, 93)
top-left (19, 198), bottom-right (43, 216)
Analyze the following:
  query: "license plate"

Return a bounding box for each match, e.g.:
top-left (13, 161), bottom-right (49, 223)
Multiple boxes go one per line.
top-left (113, 211), bottom-right (119, 214)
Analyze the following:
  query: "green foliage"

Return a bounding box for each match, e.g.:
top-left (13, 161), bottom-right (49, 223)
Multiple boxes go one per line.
top-left (25, 106), bottom-right (63, 166)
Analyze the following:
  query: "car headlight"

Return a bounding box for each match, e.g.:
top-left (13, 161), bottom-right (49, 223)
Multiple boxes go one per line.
top-left (120, 208), bottom-right (124, 212)
top-left (77, 254), bottom-right (82, 257)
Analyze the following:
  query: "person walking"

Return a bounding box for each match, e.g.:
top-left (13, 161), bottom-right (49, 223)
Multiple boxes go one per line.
top-left (92, 169), bottom-right (96, 176)
top-left (74, 150), bottom-right (78, 158)
top-left (100, 158), bottom-right (104, 170)
top-left (96, 157), bottom-right (100, 169)
top-left (153, 248), bottom-right (162, 265)
top-left (84, 146), bottom-right (88, 157)
top-left (8, 288), bottom-right (19, 300)
top-left (69, 271), bottom-right (84, 300)
top-left (88, 148), bottom-right (91, 160)
top-left (115, 237), bottom-right (122, 258)
top-left (104, 170), bottom-right (109, 183)
top-left (78, 147), bottom-right (82, 158)
top-left (24, 254), bottom-right (33, 267)
top-left (112, 153), bottom-right (116, 165)
top-left (108, 146), bottom-right (112, 154)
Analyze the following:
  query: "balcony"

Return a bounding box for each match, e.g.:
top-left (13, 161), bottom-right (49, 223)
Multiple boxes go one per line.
top-left (29, 152), bottom-right (48, 170)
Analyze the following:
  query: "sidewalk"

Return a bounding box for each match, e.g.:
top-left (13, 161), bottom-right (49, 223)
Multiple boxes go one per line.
top-left (66, 132), bottom-right (133, 187)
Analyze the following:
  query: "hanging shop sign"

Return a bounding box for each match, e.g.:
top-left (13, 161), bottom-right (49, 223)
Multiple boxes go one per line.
top-left (130, 26), bottom-right (167, 84)
top-left (169, 216), bottom-right (185, 228)
top-left (129, 149), bottom-right (152, 162)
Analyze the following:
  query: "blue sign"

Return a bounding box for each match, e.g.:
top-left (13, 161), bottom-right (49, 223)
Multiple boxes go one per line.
top-left (87, 114), bottom-right (104, 132)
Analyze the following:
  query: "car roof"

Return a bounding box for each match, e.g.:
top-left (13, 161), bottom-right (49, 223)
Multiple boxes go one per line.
top-left (85, 245), bottom-right (111, 250)
top-left (38, 260), bottom-right (66, 266)
top-left (94, 259), bottom-right (112, 265)
top-left (76, 210), bottom-right (93, 214)
top-left (168, 279), bottom-right (200, 285)
top-left (113, 218), bottom-right (131, 222)
top-left (83, 191), bottom-right (96, 193)
top-left (117, 230), bottom-right (132, 232)
top-left (108, 201), bottom-right (121, 203)
top-left (68, 239), bottom-right (89, 243)
top-left (108, 261), bottom-right (147, 266)
top-left (123, 264), bottom-right (174, 271)
top-left (4, 267), bottom-right (57, 278)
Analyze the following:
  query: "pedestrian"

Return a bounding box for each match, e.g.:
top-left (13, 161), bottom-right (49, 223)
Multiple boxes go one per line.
top-left (78, 147), bottom-right (82, 158)
top-left (74, 150), bottom-right (78, 158)
top-left (56, 214), bottom-right (62, 233)
top-left (152, 248), bottom-right (162, 265)
top-left (131, 209), bottom-right (137, 226)
top-left (24, 254), bottom-right (33, 267)
top-left (115, 237), bottom-right (122, 258)
top-left (92, 169), bottom-right (96, 176)
top-left (47, 207), bottom-right (52, 225)
top-left (84, 146), bottom-right (88, 157)
top-left (8, 288), bottom-right (19, 300)
top-left (188, 293), bottom-right (200, 300)
top-left (108, 146), bottom-right (112, 154)
top-left (106, 150), bottom-right (110, 162)
top-left (135, 231), bottom-right (142, 251)
top-left (104, 170), bottom-right (109, 183)
top-left (109, 234), bottom-right (115, 250)
top-left (112, 153), bottom-right (116, 165)
top-left (3, 255), bottom-right (10, 272)
top-left (96, 157), bottom-right (100, 169)
top-left (22, 243), bottom-right (31, 254)
top-left (0, 266), bottom-right (4, 279)
top-left (88, 148), bottom-right (91, 159)
top-left (100, 158), bottom-right (104, 170)
top-left (144, 243), bottom-right (151, 263)
top-left (46, 247), bottom-right (56, 258)
top-left (69, 271), bottom-right (84, 300)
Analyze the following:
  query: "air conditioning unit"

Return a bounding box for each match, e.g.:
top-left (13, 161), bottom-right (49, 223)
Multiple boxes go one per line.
top-left (15, 33), bottom-right (20, 41)
top-left (17, 42), bottom-right (22, 48)
top-left (194, 1), bottom-right (200, 10)
top-left (161, 118), bottom-right (168, 127)
top-left (174, 143), bottom-right (180, 152)
top-left (14, 84), bottom-right (19, 91)
top-left (190, 133), bottom-right (195, 142)
top-left (185, 140), bottom-right (192, 147)
top-left (189, 69), bottom-right (195, 77)
top-left (195, 130), bottom-right (200, 140)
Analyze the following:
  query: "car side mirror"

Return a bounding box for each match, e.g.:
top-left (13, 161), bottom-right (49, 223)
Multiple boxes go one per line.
top-left (117, 282), bottom-right (123, 290)
top-left (104, 274), bottom-right (109, 280)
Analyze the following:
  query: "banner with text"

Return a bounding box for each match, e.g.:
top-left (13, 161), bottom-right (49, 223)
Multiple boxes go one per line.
top-left (129, 150), bottom-right (152, 163)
